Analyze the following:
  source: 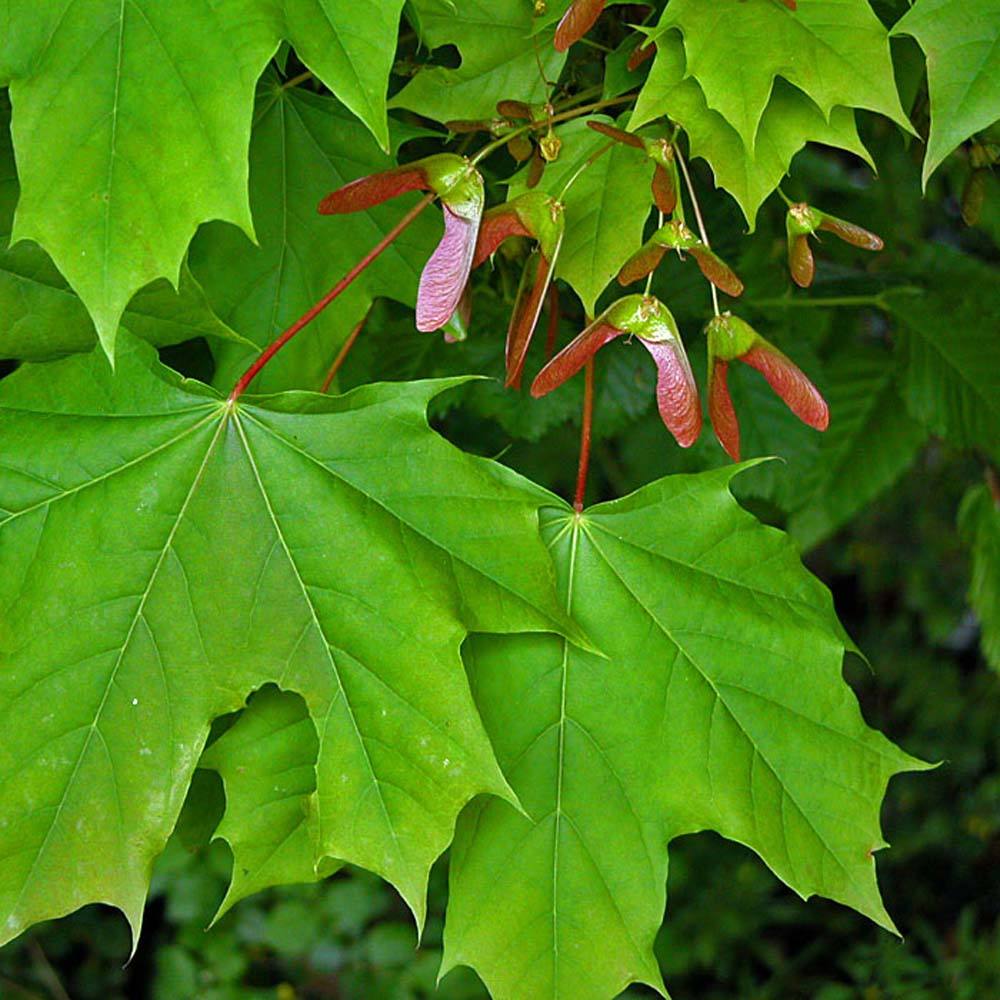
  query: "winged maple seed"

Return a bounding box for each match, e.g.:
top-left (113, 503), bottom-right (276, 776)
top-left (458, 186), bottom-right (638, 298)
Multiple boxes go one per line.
top-left (532, 294), bottom-right (702, 447)
top-left (706, 312), bottom-right (829, 461)
top-left (627, 37), bottom-right (656, 71)
top-left (619, 218), bottom-right (744, 297)
top-left (554, 0), bottom-right (606, 51)
top-left (785, 202), bottom-right (884, 288)
top-left (319, 153), bottom-right (484, 332)
top-left (472, 191), bottom-right (565, 387)
top-left (587, 120), bottom-right (679, 214)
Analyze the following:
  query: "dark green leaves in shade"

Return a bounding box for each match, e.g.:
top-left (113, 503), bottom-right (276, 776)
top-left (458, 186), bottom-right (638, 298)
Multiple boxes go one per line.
top-left (959, 483), bottom-right (1000, 673)
top-left (443, 470), bottom-right (928, 999)
top-left (0, 334), bottom-right (579, 946)
top-left (890, 246), bottom-right (1000, 460)
top-left (788, 351), bottom-right (928, 551)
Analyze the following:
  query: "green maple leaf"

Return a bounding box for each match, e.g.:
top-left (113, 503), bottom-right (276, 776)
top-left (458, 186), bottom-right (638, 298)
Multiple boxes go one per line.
top-left (0, 1), bottom-right (405, 358)
top-left (889, 246), bottom-right (1000, 460)
top-left (632, 33), bottom-right (873, 227)
top-left (893, 0), bottom-right (1000, 184)
top-left (788, 350), bottom-right (927, 551)
top-left (0, 98), bottom-right (248, 362)
top-left (190, 74), bottom-right (437, 395)
top-left (443, 470), bottom-right (928, 999)
top-left (391, 0), bottom-right (565, 123)
top-left (654, 0), bottom-right (910, 154)
top-left (959, 483), bottom-right (1000, 672)
top-left (0, 333), bottom-right (582, 946)
top-left (509, 117), bottom-right (655, 316)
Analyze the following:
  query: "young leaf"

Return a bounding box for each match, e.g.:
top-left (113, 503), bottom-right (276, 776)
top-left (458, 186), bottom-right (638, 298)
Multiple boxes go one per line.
top-left (893, 0), bottom-right (1000, 185)
top-left (0, 334), bottom-right (581, 947)
top-left (0, 1), bottom-right (406, 358)
top-left (653, 0), bottom-right (910, 153)
top-left (444, 471), bottom-right (928, 999)
top-left (190, 76), bottom-right (437, 395)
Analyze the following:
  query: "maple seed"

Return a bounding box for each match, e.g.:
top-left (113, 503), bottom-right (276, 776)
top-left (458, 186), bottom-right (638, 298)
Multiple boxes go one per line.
top-left (319, 153), bottom-right (484, 333)
top-left (785, 202), bottom-right (883, 288)
top-left (554, 0), bottom-right (606, 51)
top-left (706, 312), bottom-right (828, 461)
top-left (472, 191), bottom-right (565, 387)
top-left (587, 122), bottom-right (679, 215)
top-left (627, 39), bottom-right (656, 72)
top-left (532, 294), bottom-right (702, 448)
top-left (619, 219), bottom-right (743, 297)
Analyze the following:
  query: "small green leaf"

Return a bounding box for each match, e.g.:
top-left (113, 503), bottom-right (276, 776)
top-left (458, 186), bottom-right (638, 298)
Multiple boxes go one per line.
top-left (890, 246), bottom-right (1000, 459)
top-left (893, 0), bottom-right (1000, 184)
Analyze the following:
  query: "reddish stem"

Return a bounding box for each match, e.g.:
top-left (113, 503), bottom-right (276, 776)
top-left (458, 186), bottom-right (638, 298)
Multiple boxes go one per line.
top-left (544, 283), bottom-right (560, 361)
top-left (573, 358), bottom-right (595, 512)
top-left (229, 193), bottom-right (435, 402)
top-left (319, 309), bottom-right (369, 393)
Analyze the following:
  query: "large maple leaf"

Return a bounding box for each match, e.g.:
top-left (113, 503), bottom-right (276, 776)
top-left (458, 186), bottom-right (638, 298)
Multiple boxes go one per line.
top-left (0, 0), bottom-right (406, 357)
top-left (0, 334), bottom-right (581, 946)
top-left (442, 471), bottom-right (929, 999)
